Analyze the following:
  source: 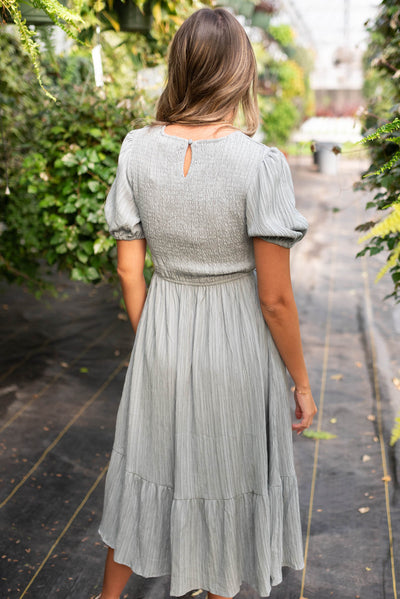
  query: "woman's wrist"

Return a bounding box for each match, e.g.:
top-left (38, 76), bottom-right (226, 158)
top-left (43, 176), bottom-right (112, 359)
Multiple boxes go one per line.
top-left (294, 383), bottom-right (311, 394)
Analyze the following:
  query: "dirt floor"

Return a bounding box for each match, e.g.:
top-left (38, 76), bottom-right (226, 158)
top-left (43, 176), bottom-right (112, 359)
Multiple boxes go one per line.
top-left (1, 154), bottom-right (399, 599)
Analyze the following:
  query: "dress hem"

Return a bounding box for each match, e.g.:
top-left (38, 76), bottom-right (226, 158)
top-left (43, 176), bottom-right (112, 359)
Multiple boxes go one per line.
top-left (98, 449), bottom-right (305, 597)
top-left (98, 528), bottom-right (304, 598)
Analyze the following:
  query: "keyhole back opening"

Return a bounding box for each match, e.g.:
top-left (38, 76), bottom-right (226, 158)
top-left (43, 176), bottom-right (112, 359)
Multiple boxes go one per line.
top-left (183, 141), bottom-right (192, 178)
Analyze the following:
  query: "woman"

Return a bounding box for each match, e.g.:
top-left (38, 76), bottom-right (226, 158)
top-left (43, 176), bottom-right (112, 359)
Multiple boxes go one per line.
top-left (96, 7), bottom-right (317, 599)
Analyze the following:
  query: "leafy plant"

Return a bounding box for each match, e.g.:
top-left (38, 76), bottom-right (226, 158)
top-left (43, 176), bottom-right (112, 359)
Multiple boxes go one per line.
top-left (256, 23), bottom-right (314, 146)
top-left (259, 94), bottom-right (300, 146)
top-left (0, 46), bottom-right (154, 294)
top-left (1, 0), bottom-right (211, 295)
top-left (356, 2), bottom-right (400, 443)
top-left (355, 119), bottom-right (400, 445)
top-left (356, 0), bottom-right (400, 302)
top-left (355, 118), bottom-right (400, 300)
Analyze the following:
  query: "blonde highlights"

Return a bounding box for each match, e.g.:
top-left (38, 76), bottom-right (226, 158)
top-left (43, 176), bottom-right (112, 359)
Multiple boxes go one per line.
top-left (152, 8), bottom-right (259, 136)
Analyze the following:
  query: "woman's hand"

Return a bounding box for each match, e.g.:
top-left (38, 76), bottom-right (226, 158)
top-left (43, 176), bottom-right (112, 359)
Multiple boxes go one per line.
top-left (292, 388), bottom-right (317, 435)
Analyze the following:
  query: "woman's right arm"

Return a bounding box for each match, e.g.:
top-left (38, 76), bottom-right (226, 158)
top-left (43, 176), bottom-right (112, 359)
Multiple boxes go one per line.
top-left (116, 239), bottom-right (148, 335)
top-left (253, 237), bottom-right (317, 434)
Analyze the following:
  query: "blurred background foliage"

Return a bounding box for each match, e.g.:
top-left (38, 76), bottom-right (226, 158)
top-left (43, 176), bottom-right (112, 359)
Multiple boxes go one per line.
top-left (1, 0), bottom-right (313, 295)
top-left (356, 0), bottom-right (400, 301)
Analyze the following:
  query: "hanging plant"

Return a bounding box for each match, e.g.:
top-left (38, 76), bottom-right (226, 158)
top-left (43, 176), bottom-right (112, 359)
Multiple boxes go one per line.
top-left (1, 0), bottom-right (84, 99)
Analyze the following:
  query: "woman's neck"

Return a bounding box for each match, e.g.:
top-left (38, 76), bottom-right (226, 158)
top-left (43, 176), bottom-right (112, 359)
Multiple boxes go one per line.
top-left (163, 120), bottom-right (238, 140)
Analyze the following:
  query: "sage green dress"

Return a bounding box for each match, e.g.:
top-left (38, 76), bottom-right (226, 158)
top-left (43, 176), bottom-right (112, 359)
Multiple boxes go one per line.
top-left (98, 124), bottom-right (308, 598)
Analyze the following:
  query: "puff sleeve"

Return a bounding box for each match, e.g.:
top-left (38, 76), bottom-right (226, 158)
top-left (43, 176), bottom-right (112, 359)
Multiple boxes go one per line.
top-left (104, 132), bottom-right (145, 241)
top-left (246, 147), bottom-right (308, 248)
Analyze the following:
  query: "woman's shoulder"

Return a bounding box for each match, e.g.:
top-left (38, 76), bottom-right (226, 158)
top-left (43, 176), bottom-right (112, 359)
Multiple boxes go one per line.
top-left (122, 125), bottom-right (153, 141)
top-left (236, 131), bottom-right (284, 158)
top-left (118, 126), bottom-right (158, 159)
top-left (232, 132), bottom-right (288, 180)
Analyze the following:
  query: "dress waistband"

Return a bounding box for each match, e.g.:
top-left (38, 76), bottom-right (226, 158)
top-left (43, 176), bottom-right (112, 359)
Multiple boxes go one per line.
top-left (153, 269), bottom-right (255, 286)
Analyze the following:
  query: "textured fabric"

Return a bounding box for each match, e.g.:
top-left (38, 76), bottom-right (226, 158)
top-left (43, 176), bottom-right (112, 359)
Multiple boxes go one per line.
top-left (98, 124), bottom-right (308, 598)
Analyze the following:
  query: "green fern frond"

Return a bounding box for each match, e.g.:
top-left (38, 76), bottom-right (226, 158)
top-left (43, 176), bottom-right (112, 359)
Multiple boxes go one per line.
top-left (361, 117), bottom-right (400, 143)
top-left (2, 0), bottom-right (57, 100)
top-left (358, 202), bottom-right (400, 243)
top-left (375, 243), bottom-right (400, 282)
top-left (381, 137), bottom-right (400, 144)
top-left (363, 148), bottom-right (400, 178)
top-left (29, 0), bottom-right (84, 40)
top-left (2, 0), bottom-right (85, 100)
top-left (390, 413), bottom-right (400, 446)
top-left (31, 0), bottom-right (83, 25)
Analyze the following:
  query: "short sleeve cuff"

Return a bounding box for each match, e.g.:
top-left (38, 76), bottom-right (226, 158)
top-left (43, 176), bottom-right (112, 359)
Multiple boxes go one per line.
top-left (104, 131), bottom-right (145, 241)
top-left (246, 147), bottom-right (308, 248)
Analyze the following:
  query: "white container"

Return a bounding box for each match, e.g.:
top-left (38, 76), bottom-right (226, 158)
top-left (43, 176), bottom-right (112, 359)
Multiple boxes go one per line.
top-left (314, 142), bottom-right (340, 175)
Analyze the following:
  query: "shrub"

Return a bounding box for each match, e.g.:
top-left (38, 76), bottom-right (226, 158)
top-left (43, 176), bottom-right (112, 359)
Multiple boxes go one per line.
top-left (0, 34), bottom-right (154, 294)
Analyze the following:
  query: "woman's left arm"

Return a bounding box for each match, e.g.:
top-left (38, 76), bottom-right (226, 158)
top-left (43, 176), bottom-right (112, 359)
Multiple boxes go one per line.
top-left (116, 239), bottom-right (147, 334)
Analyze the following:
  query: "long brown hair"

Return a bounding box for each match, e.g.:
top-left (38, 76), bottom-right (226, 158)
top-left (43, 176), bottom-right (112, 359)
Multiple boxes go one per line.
top-left (151, 7), bottom-right (259, 136)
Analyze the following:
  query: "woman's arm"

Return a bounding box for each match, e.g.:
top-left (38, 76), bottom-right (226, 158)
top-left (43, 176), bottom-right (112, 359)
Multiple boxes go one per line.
top-left (116, 239), bottom-right (147, 334)
top-left (253, 237), bottom-right (317, 434)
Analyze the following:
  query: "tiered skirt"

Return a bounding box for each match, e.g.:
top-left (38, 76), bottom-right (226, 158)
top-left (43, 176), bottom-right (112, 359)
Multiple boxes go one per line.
top-left (99, 269), bottom-right (304, 598)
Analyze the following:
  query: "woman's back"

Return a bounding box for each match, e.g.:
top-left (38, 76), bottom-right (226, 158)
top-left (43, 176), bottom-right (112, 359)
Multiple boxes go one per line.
top-left (105, 124), bottom-right (308, 282)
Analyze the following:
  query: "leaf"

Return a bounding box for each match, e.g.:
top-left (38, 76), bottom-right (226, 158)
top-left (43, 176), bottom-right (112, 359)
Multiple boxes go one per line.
top-left (93, 237), bottom-right (114, 254)
top-left (81, 240), bottom-right (93, 255)
top-left (389, 414), bottom-right (400, 446)
top-left (89, 128), bottom-right (103, 139)
top-left (86, 267), bottom-right (100, 281)
top-left (152, 2), bottom-right (162, 24)
top-left (77, 250), bottom-right (89, 264)
top-left (358, 506), bottom-right (370, 514)
top-left (93, 238), bottom-right (103, 254)
top-left (77, 164), bottom-right (88, 175)
top-left (62, 203), bottom-right (77, 214)
top-left (61, 152), bottom-right (78, 167)
top-left (56, 243), bottom-right (67, 254)
top-left (88, 181), bottom-right (101, 193)
top-left (302, 429), bottom-right (337, 440)
top-left (87, 149), bottom-right (100, 163)
top-left (71, 267), bottom-right (86, 281)
top-left (330, 373), bottom-right (343, 381)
